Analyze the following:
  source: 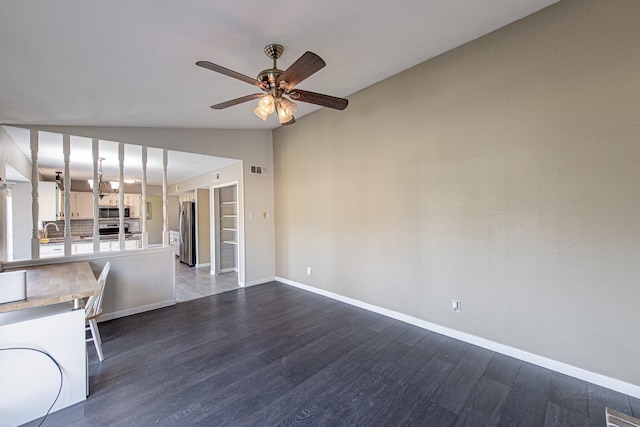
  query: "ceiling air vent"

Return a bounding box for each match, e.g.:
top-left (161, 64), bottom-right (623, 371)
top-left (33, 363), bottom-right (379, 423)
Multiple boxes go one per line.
top-left (250, 165), bottom-right (267, 175)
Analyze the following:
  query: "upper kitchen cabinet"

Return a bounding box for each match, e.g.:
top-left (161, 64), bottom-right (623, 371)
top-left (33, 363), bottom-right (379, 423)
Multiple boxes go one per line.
top-left (71, 192), bottom-right (94, 219)
top-left (56, 191), bottom-right (96, 220)
top-left (98, 193), bottom-right (119, 206)
top-left (125, 194), bottom-right (142, 218)
top-left (95, 192), bottom-right (142, 217)
top-left (39, 181), bottom-right (58, 223)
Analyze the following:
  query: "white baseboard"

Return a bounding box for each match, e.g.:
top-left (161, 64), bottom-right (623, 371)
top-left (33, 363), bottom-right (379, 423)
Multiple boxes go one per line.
top-left (275, 276), bottom-right (640, 399)
top-left (195, 262), bottom-right (211, 268)
top-left (244, 277), bottom-right (275, 287)
top-left (98, 300), bottom-right (176, 322)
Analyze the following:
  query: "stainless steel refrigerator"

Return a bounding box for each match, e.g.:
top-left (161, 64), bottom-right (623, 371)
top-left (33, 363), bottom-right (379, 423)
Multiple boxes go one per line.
top-left (179, 201), bottom-right (196, 266)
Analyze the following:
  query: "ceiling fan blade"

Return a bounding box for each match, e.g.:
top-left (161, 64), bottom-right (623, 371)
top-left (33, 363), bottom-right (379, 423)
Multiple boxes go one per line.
top-left (196, 61), bottom-right (264, 88)
top-left (276, 52), bottom-right (326, 89)
top-left (288, 89), bottom-right (348, 110)
top-left (211, 93), bottom-right (265, 110)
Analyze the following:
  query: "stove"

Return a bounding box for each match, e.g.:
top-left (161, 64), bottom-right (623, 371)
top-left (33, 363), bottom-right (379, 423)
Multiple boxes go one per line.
top-left (98, 223), bottom-right (129, 236)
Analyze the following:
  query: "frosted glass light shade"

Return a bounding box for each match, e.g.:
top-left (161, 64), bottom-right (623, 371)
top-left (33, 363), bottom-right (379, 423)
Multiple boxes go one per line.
top-left (254, 94), bottom-right (276, 120)
top-left (277, 97), bottom-right (297, 123)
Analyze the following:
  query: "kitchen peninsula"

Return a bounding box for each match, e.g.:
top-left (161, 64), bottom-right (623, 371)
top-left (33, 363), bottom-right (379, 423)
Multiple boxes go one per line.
top-left (0, 261), bottom-right (101, 426)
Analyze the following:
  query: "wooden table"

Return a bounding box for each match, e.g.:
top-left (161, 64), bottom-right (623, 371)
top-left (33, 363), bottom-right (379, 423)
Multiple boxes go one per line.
top-left (0, 261), bottom-right (99, 314)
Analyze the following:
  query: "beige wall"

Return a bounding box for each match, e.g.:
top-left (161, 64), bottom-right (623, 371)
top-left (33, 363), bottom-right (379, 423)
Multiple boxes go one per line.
top-left (146, 195), bottom-right (170, 245)
top-left (273, 0), bottom-right (640, 387)
top-left (196, 188), bottom-right (211, 265)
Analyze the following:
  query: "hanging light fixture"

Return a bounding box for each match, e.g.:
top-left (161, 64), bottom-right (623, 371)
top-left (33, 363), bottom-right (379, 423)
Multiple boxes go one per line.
top-left (87, 157), bottom-right (114, 199)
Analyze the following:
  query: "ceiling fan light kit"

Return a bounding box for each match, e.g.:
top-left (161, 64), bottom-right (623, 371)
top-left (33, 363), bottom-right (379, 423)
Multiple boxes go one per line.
top-left (196, 43), bottom-right (348, 125)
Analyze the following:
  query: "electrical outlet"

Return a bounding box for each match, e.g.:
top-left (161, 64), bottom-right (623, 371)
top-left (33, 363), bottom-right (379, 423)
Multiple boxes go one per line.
top-left (307, 267), bottom-right (311, 275)
top-left (452, 300), bottom-right (461, 312)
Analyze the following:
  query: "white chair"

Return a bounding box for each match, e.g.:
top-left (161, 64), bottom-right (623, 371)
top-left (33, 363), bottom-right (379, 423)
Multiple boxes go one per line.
top-left (86, 261), bottom-right (111, 362)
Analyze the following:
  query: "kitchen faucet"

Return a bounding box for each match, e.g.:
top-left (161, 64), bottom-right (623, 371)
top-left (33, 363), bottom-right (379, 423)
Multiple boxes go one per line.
top-left (44, 222), bottom-right (59, 238)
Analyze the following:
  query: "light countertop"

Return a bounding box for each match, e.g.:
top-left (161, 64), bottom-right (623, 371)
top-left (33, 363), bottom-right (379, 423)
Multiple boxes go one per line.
top-left (0, 261), bottom-right (100, 314)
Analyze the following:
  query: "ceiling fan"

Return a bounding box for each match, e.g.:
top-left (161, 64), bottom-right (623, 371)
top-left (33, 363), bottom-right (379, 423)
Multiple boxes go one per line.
top-left (196, 44), bottom-right (348, 125)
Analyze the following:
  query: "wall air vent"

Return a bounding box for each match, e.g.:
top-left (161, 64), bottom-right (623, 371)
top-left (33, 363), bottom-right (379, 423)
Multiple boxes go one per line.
top-left (250, 165), bottom-right (267, 175)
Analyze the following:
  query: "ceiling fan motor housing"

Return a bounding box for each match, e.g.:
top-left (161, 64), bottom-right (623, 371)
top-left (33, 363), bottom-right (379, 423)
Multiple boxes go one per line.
top-left (264, 44), bottom-right (284, 60)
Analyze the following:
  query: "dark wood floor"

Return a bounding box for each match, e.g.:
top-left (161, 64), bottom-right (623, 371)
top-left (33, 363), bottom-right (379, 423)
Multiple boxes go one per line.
top-left (25, 282), bottom-right (639, 427)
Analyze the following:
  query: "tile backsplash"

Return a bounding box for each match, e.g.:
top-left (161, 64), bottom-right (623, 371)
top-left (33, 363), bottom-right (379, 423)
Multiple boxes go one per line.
top-left (42, 219), bottom-right (141, 238)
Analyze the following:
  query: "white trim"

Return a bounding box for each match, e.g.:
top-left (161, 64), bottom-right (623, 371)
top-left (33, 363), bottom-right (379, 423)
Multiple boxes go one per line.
top-left (195, 262), bottom-right (211, 268)
top-left (211, 180), bottom-right (244, 285)
top-left (275, 276), bottom-right (640, 399)
top-left (98, 300), bottom-right (176, 322)
top-left (244, 277), bottom-right (275, 287)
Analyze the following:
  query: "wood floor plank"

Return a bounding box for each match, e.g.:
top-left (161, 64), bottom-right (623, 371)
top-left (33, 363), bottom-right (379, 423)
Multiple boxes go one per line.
top-left (544, 401), bottom-right (589, 427)
top-left (242, 357), bottom-right (361, 426)
top-left (631, 396), bottom-right (640, 418)
top-left (282, 326), bottom-right (376, 385)
top-left (453, 376), bottom-right (511, 426)
top-left (345, 321), bottom-right (411, 365)
top-left (275, 363), bottom-right (381, 426)
top-left (499, 362), bottom-right (552, 427)
top-left (396, 323), bottom-right (432, 346)
top-left (587, 383), bottom-right (633, 427)
top-left (364, 356), bottom-right (455, 426)
top-left (431, 345), bottom-right (494, 414)
top-left (319, 341), bottom-right (422, 426)
top-left (548, 372), bottom-right (589, 416)
top-left (433, 336), bottom-right (470, 365)
top-left (483, 353), bottom-right (522, 386)
top-left (414, 330), bottom-right (449, 357)
top-left (18, 282), bottom-right (639, 427)
top-left (366, 315), bottom-right (398, 332)
top-left (410, 402), bottom-right (459, 427)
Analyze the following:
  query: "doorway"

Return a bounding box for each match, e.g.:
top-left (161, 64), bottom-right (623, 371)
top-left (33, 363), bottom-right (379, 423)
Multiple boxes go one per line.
top-left (211, 183), bottom-right (242, 276)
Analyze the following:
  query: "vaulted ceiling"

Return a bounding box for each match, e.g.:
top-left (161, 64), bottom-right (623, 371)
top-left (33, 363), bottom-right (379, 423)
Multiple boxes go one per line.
top-left (0, 0), bottom-right (558, 130)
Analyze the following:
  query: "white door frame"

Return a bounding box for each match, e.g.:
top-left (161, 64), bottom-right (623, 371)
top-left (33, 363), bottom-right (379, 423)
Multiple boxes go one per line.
top-left (210, 181), bottom-right (245, 286)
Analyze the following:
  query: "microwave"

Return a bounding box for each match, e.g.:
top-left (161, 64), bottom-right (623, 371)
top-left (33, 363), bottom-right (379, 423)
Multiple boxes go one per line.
top-left (99, 207), bottom-right (130, 219)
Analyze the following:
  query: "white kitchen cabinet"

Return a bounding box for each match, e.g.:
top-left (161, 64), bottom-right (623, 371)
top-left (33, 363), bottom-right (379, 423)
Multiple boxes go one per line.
top-left (124, 194), bottom-right (142, 217)
top-left (57, 192), bottom-right (95, 220)
top-left (99, 241), bottom-right (116, 252)
top-left (40, 243), bottom-right (64, 258)
top-left (38, 181), bottom-right (58, 223)
top-left (68, 192), bottom-right (94, 219)
top-left (72, 241), bottom-right (93, 254)
top-left (98, 193), bottom-right (119, 206)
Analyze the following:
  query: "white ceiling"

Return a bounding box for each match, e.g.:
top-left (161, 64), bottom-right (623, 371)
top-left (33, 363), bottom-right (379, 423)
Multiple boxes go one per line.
top-left (0, 0), bottom-right (558, 131)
